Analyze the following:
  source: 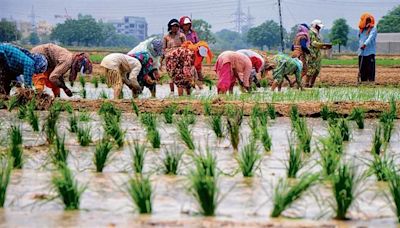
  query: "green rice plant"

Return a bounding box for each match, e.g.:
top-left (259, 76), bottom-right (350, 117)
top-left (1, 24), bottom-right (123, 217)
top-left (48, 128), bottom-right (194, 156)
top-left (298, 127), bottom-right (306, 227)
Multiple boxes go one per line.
top-left (386, 167), bottom-right (400, 223)
top-left (162, 146), bottom-right (183, 175)
top-left (80, 88), bottom-right (87, 99)
top-left (327, 125), bottom-right (344, 154)
top-left (258, 109), bottom-right (269, 126)
top-left (68, 113), bottom-right (78, 133)
top-left (79, 75), bottom-right (86, 88)
top-left (183, 106), bottom-right (196, 125)
top-left (99, 102), bottom-right (121, 122)
top-left (321, 105), bottom-right (330, 121)
top-left (93, 138), bottom-right (113, 172)
top-left (7, 96), bottom-right (19, 111)
top-left (0, 157), bottom-right (13, 207)
top-left (237, 141), bottom-right (262, 177)
top-left (62, 102), bottom-right (73, 114)
top-left (130, 141), bottom-right (147, 174)
top-left (293, 118), bottom-right (312, 154)
top-left (131, 99), bottom-right (140, 116)
top-left (203, 76), bottom-right (215, 90)
top-left (79, 111), bottom-right (91, 122)
top-left (260, 78), bottom-right (268, 88)
top-left (338, 118), bottom-right (351, 141)
top-left (18, 105), bottom-right (27, 119)
top-left (8, 125), bottom-right (23, 169)
top-left (140, 112), bottom-right (157, 130)
top-left (209, 114), bottom-right (224, 138)
top-left (26, 100), bottom-right (39, 131)
top-left (249, 113), bottom-right (260, 140)
top-left (261, 126), bottom-right (272, 152)
top-left (99, 90), bottom-right (108, 99)
top-left (52, 164), bottom-right (86, 210)
top-left (332, 163), bottom-right (362, 220)
top-left (290, 105), bottom-right (300, 127)
top-left (163, 105), bottom-right (176, 124)
top-left (127, 175), bottom-right (152, 214)
top-left (380, 111), bottom-right (395, 143)
top-left (348, 108), bottom-right (365, 129)
top-left (76, 125), bottom-right (92, 146)
top-left (176, 118), bottom-right (195, 150)
top-left (271, 174), bottom-right (319, 217)
top-left (371, 126), bottom-right (383, 155)
top-left (286, 138), bottom-right (304, 178)
top-left (267, 104), bottom-right (277, 120)
top-left (148, 129), bottom-right (161, 149)
top-left (370, 153), bottom-right (394, 182)
top-left (50, 134), bottom-right (69, 168)
top-left (226, 110), bottom-right (243, 151)
top-left (99, 74), bottom-right (106, 84)
top-left (317, 138), bottom-right (341, 176)
top-left (43, 106), bottom-right (61, 144)
top-left (91, 77), bottom-right (99, 88)
top-left (193, 149), bottom-right (217, 177)
top-left (203, 101), bottom-right (212, 116)
top-left (103, 115), bottom-right (125, 148)
top-left (389, 97), bottom-right (397, 118)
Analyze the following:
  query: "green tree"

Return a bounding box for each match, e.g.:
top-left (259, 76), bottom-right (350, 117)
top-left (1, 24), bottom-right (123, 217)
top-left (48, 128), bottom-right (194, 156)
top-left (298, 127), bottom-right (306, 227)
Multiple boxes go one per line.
top-left (247, 20), bottom-right (283, 50)
top-left (378, 5), bottom-right (400, 33)
top-left (330, 18), bottom-right (350, 53)
top-left (214, 29), bottom-right (248, 50)
top-left (0, 19), bottom-right (21, 42)
top-left (29, 32), bottom-right (40, 45)
top-left (192, 19), bottom-right (216, 43)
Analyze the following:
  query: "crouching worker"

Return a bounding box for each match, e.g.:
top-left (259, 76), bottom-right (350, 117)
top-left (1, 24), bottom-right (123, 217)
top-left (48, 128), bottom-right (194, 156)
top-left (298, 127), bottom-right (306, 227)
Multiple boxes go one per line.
top-left (236, 49), bottom-right (265, 88)
top-left (214, 51), bottom-right (252, 94)
top-left (265, 54), bottom-right (303, 92)
top-left (100, 53), bottom-right (142, 99)
top-left (0, 43), bottom-right (48, 95)
top-left (128, 51), bottom-right (158, 97)
top-left (31, 43), bottom-right (92, 97)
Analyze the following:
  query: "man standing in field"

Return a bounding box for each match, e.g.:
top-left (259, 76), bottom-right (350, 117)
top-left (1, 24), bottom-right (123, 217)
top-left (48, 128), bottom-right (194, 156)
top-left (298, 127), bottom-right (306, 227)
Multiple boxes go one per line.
top-left (358, 13), bottom-right (377, 82)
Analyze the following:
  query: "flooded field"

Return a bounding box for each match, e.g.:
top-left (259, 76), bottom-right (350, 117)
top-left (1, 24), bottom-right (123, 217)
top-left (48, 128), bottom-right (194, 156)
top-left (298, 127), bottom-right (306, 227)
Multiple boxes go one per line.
top-left (0, 108), bottom-right (399, 227)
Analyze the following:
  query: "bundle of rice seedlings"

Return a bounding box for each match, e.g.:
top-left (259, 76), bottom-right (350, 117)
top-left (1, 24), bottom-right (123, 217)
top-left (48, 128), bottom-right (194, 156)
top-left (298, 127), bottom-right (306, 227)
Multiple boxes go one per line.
top-left (99, 90), bottom-right (108, 99)
top-left (271, 174), bottom-right (319, 217)
top-left (380, 111), bottom-right (395, 143)
top-left (287, 138), bottom-right (304, 178)
top-left (18, 105), bottom-right (27, 120)
top-left (209, 114), bottom-right (224, 138)
top-left (162, 146), bottom-right (183, 175)
top-left (130, 141), bottom-right (147, 174)
top-left (237, 141), bottom-right (262, 177)
top-left (193, 149), bottom-right (217, 177)
top-left (50, 134), bottom-right (69, 168)
top-left (261, 126), bottom-right (272, 153)
top-left (332, 163), bottom-right (361, 220)
top-left (131, 99), bottom-right (140, 117)
top-left (7, 96), bottom-right (18, 111)
top-left (127, 174), bottom-right (152, 214)
top-left (386, 167), bottom-right (400, 223)
top-left (338, 118), bottom-right (351, 141)
top-left (93, 138), bottom-right (113, 172)
top-left (8, 125), bottom-right (23, 168)
top-left (371, 126), bottom-right (383, 155)
top-left (267, 104), bottom-right (277, 120)
top-left (68, 113), bottom-right (79, 133)
top-left (203, 101), bottom-right (212, 116)
top-left (91, 77), bottom-right (99, 88)
top-left (79, 75), bottom-right (86, 88)
top-left (163, 105), bottom-right (176, 124)
top-left (317, 138), bottom-right (341, 176)
top-left (76, 125), bottom-right (92, 146)
top-left (321, 105), bottom-right (330, 121)
top-left (370, 153), bottom-right (393, 182)
top-left (227, 110), bottom-right (243, 151)
top-left (52, 164), bottom-right (86, 210)
top-left (348, 108), bottom-right (365, 129)
top-left (177, 118), bottom-right (195, 150)
top-left (103, 115), bottom-right (125, 148)
top-left (0, 157), bottom-right (13, 207)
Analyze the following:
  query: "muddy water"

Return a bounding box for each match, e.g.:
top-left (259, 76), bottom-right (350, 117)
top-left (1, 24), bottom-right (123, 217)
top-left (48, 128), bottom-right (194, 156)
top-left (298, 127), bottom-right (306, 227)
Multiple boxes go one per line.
top-left (0, 110), bottom-right (399, 227)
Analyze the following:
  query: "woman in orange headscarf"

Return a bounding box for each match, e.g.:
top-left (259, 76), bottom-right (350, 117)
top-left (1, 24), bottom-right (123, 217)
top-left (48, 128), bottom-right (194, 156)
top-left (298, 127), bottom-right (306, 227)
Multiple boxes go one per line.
top-left (358, 13), bottom-right (377, 82)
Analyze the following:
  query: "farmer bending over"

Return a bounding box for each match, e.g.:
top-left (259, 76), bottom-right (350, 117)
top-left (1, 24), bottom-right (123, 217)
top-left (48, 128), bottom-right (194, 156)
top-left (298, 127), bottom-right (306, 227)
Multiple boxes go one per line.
top-left (128, 51), bottom-right (159, 97)
top-left (265, 54), bottom-right (303, 92)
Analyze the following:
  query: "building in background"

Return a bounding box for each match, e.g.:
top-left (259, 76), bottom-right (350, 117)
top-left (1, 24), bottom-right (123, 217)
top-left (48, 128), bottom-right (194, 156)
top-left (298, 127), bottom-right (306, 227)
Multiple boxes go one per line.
top-left (109, 16), bottom-right (148, 41)
top-left (18, 20), bottom-right (53, 38)
top-left (376, 33), bottom-right (400, 54)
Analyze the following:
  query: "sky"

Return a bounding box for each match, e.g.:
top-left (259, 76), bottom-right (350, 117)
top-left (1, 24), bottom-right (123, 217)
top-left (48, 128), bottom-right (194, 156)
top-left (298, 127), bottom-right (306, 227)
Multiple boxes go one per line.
top-left (1, 0), bottom-right (399, 35)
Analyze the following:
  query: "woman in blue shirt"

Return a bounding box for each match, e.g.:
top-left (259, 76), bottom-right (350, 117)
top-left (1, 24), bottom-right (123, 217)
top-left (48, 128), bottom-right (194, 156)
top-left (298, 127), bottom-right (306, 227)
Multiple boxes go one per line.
top-left (358, 13), bottom-right (377, 82)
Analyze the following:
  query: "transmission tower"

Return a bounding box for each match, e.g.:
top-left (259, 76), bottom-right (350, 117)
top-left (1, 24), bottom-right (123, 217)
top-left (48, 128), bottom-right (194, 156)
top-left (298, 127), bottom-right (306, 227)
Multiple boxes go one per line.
top-left (246, 7), bottom-right (254, 28)
top-left (232, 0), bottom-right (247, 33)
top-left (28, 5), bottom-right (37, 33)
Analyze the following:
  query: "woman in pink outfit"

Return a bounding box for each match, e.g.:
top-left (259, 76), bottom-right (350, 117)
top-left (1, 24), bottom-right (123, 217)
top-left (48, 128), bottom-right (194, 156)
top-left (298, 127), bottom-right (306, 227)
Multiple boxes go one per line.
top-left (214, 51), bottom-right (252, 94)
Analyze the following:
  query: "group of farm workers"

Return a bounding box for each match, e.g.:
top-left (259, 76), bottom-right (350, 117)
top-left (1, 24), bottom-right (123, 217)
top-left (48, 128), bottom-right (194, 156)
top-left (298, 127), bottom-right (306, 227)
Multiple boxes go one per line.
top-left (0, 13), bottom-right (377, 98)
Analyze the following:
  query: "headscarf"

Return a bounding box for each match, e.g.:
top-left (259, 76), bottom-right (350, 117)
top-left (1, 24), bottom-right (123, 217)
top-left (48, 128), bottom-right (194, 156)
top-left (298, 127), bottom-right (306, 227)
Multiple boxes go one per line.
top-left (296, 24), bottom-right (310, 46)
top-left (150, 38), bottom-right (163, 57)
top-left (181, 40), bottom-right (213, 64)
top-left (168, 19), bottom-right (180, 32)
top-left (31, 53), bottom-right (48, 74)
top-left (311, 19), bottom-right (324, 38)
top-left (179, 16), bottom-right (192, 30)
top-left (129, 51), bottom-right (154, 75)
top-left (359, 13), bottom-right (375, 35)
top-left (69, 53), bottom-right (92, 82)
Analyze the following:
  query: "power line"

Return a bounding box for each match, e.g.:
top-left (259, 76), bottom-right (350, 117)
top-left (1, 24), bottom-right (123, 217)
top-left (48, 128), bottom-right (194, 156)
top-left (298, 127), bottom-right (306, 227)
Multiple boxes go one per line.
top-left (277, 0), bottom-right (285, 51)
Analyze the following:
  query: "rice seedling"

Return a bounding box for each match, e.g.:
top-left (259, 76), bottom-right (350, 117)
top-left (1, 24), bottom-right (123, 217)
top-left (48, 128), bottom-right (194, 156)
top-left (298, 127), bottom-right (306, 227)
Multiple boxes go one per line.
top-left (76, 125), bottom-right (92, 146)
top-left (140, 112), bottom-right (157, 130)
top-left (261, 126), bottom-right (272, 152)
top-left (8, 125), bottom-right (23, 168)
top-left (249, 112), bottom-right (260, 140)
top-left (99, 90), bottom-right (108, 99)
top-left (80, 88), bottom-right (87, 99)
top-left (99, 74), bottom-right (107, 84)
top-left (371, 126), bottom-right (383, 155)
top-left (68, 113), bottom-right (78, 133)
top-left (317, 138), bottom-right (342, 177)
top-left (226, 110), bottom-right (243, 151)
top-left (193, 149), bottom-right (217, 177)
top-left (380, 111), bottom-right (395, 143)
top-left (148, 129), bottom-right (161, 149)
top-left (293, 118), bottom-right (312, 154)
top-left (327, 125), bottom-right (344, 154)
top-left (286, 138), bottom-right (304, 178)
top-left (260, 78), bottom-right (268, 88)
top-left (79, 75), bottom-right (86, 88)
top-left (131, 99), bottom-right (140, 116)
top-left (127, 175), bottom-right (152, 214)
top-left (99, 102), bottom-right (121, 122)
top-left (332, 163), bottom-right (361, 220)
top-left (389, 97), bottom-right (397, 118)
top-left (258, 109), bottom-right (269, 126)
top-left (370, 153), bottom-right (394, 182)
top-left (237, 141), bottom-right (262, 177)
top-left (203, 101), bottom-right (212, 116)
top-left (271, 174), bottom-right (319, 217)
top-left (103, 115), bottom-right (125, 148)
top-left (386, 167), bottom-right (400, 223)
top-left (62, 102), bottom-right (73, 114)
top-left (18, 105), bottom-right (27, 119)
top-left (290, 105), bottom-right (300, 127)
top-left (163, 105), bottom-right (176, 124)
top-left (176, 118), bottom-right (195, 150)
top-left (50, 134), bottom-right (69, 167)
top-left (162, 145), bottom-right (183, 175)
top-left (203, 76), bottom-right (215, 90)
top-left (91, 77), bottom-right (99, 88)
top-left (79, 111), bottom-right (91, 122)
top-left (43, 106), bottom-right (61, 144)
top-left (183, 106), bottom-right (196, 125)
top-left (209, 114), bottom-right (224, 138)
top-left (348, 107), bottom-right (365, 129)
top-left (26, 102), bottom-right (39, 132)
top-left (130, 141), bottom-right (147, 174)
top-left (338, 118), bottom-right (351, 141)
top-left (267, 104), bottom-right (277, 120)
top-left (0, 157), bottom-right (13, 207)
top-left (321, 105), bottom-right (330, 121)
top-left (52, 164), bottom-right (86, 210)
top-left (6, 96), bottom-right (18, 111)
top-left (93, 138), bottom-right (113, 172)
